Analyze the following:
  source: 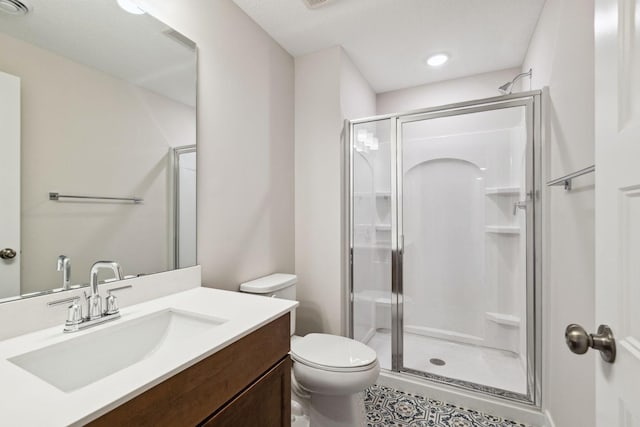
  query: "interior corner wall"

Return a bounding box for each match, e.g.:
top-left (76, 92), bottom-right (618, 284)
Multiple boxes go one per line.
top-left (376, 68), bottom-right (520, 115)
top-left (522, 0), bottom-right (595, 426)
top-left (295, 47), bottom-right (342, 335)
top-left (143, 0), bottom-right (295, 291)
top-left (294, 47), bottom-right (375, 336)
top-left (339, 48), bottom-right (377, 120)
top-left (339, 48), bottom-right (377, 335)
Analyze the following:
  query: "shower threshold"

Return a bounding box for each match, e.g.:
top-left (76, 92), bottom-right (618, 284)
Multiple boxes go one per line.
top-left (368, 330), bottom-right (528, 397)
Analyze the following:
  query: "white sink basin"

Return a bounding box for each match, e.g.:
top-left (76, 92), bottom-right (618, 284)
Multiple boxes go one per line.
top-left (9, 309), bottom-right (226, 392)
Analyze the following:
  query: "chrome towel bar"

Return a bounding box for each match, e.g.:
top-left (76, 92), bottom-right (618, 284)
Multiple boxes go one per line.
top-left (547, 165), bottom-right (595, 191)
top-left (49, 192), bottom-right (143, 203)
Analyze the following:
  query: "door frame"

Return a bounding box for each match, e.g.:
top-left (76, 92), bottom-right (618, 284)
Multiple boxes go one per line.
top-left (346, 90), bottom-right (543, 406)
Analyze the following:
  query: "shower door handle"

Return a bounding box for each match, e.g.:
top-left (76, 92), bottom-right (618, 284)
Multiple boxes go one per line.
top-left (512, 192), bottom-right (533, 216)
top-left (512, 200), bottom-right (528, 215)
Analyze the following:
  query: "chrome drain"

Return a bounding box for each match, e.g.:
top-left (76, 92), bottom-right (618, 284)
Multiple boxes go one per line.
top-left (429, 358), bottom-right (446, 366)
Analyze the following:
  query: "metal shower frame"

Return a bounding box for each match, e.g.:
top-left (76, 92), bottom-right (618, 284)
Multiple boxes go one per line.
top-left (344, 90), bottom-right (543, 407)
top-left (172, 145), bottom-right (197, 270)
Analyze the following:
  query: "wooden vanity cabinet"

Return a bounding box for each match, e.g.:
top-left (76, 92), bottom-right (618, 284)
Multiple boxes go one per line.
top-left (200, 357), bottom-right (290, 427)
top-left (87, 313), bottom-right (291, 427)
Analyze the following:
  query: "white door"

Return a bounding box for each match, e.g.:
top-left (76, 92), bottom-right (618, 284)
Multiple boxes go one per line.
top-left (595, 0), bottom-right (640, 425)
top-left (0, 71), bottom-right (21, 298)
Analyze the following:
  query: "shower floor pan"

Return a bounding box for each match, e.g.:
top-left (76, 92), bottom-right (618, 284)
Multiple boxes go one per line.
top-left (367, 330), bottom-right (527, 395)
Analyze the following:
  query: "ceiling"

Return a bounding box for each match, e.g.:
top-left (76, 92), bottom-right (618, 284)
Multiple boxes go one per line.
top-left (0, 0), bottom-right (196, 106)
top-left (231, 0), bottom-right (546, 93)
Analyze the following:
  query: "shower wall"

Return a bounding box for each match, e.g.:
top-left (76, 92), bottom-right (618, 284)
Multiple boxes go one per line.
top-left (402, 109), bottom-right (527, 357)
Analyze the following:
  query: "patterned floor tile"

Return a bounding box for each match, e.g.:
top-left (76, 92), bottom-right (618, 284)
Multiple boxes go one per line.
top-left (365, 384), bottom-right (531, 427)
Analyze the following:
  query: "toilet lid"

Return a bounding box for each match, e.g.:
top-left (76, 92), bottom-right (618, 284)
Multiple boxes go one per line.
top-left (291, 334), bottom-right (377, 372)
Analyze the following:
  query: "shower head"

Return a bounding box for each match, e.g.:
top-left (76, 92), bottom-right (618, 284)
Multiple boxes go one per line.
top-left (498, 82), bottom-right (513, 95)
top-left (498, 69), bottom-right (532, 95)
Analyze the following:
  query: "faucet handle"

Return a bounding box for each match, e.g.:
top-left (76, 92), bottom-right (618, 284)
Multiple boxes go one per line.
top-left (47, 295), bottom-right (79, 308)
top-left (48, 296), bottom-right (83, 327)
top-left (105, 285), bottom-right (132, 315)
top-left (105, 294), bottom-right (119, 315)
top-left (66, 299), bottom-right (83, 326)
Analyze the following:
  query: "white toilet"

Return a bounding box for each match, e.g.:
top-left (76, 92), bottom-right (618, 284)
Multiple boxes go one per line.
top-left (240, 273), bottom-right (380, 427)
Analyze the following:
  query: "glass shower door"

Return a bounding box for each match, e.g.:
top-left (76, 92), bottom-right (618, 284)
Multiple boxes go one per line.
top-left (350, 118), bottom-right (393, 370)
top-left (397, 101), bottom-right (535, 400)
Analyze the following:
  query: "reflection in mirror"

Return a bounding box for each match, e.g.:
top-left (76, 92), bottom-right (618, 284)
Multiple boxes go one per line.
top-left (173, 146), bottom-right (197, 269)
top-left (0, 0), bottom-right (197, 302)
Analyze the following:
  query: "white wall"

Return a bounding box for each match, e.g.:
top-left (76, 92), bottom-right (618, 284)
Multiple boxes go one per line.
top-left (295, 47), bottom-right (375, 335)
top-left (340, 50), bottom-right (377, 120)
top-left (377, 68), bottom-right (520, 115)
top-left (522, 0), bottom-right (596, 426)
top-left (143, 0), bottom-right (295, 291)
top-left (0, 32), bottom-right (195, 294)
top-left (295, 47), bottom-right (342, 335)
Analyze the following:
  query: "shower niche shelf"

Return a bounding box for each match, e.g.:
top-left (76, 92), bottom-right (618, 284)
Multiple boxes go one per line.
top-left (353, 191), bottom-right (392, 199)
top-left (354, 224), bottom-right (392, 231)
top-left (485, 186), bottom-right (520, 196)
top-left (353, 244), bottom-right (391, 251)
top-left (485, 225), bottom-right (520, 234)
top-left (486, 312), bottom-right (521, 327)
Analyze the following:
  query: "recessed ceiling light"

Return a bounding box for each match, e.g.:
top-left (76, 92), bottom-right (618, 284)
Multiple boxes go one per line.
top-left (426, 53), bottom-right (449, 67)
top-left (117, 0), bottom-right (145, 15)
top-left (0, 0), bottom-right (30, 15)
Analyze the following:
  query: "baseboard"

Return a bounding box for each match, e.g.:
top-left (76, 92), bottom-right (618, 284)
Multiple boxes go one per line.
top-left (544, 409), bottom-right (556, 427)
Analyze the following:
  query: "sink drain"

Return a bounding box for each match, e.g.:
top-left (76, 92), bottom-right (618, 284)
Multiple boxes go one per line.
top-left (429, 358), bottom-right (446, 366)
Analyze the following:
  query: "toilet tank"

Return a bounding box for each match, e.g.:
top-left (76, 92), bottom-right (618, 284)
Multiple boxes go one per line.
top-left (239, 273), bottom-right (297, 335)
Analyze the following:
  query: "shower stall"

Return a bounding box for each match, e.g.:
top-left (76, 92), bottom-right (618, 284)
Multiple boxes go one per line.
top-left (347, 92), bottom-right (541, 404)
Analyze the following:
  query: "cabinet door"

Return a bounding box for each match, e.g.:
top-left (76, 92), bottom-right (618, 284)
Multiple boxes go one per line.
top-left (202, 357), bottom-right (291, 427)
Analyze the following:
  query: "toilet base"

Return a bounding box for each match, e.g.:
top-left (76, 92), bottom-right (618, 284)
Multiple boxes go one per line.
top-left (292, 390), bottom-right (366, 427)
top-left (291, 399), bottom-right (311, 427)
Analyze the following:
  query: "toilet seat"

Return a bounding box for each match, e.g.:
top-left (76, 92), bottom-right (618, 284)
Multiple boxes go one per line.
top-left (291, 333), bottom-right (378, 372)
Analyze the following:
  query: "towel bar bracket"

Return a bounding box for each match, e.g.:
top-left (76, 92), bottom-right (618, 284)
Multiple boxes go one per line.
top-left (547, 165), bottom-right (595, 191)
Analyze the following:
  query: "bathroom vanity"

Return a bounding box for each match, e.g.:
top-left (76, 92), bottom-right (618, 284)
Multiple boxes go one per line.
top-left (89, 314), bottom-right (291, 426)
top-left (0, 283), bottom-right (297, 426)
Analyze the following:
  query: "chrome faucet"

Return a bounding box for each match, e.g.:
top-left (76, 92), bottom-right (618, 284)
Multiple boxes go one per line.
top-left (48, 260), bottom-right (130, 332)
top-left (88, 261), bottom-right (124, 319)
top-left (57, 255), bottom-right (71, 290)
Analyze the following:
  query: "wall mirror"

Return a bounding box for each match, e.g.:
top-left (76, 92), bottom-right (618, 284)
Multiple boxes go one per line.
top-left (0, 0), bottom-right (197, 302)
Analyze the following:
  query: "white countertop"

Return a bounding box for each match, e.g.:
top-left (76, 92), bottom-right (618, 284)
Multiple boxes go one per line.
top-left (0, 287), bottom-right (298, 426)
